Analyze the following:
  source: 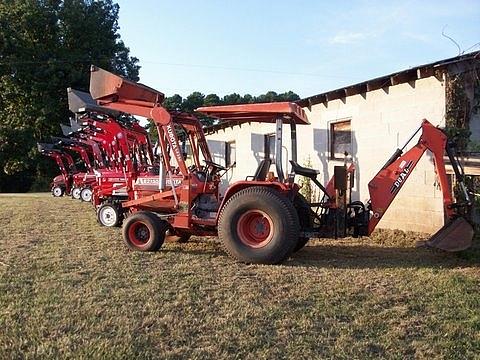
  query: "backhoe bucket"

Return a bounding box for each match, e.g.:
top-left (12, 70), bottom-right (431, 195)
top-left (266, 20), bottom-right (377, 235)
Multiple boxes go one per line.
top-left (418, 217), bottom-right (474, 252)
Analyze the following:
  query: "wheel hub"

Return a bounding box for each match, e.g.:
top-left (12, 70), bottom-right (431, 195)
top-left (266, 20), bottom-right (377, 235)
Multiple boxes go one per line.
top-left (237, 210), bottom-right (274, 248)
top-left (129, 222), bottom-right (150, 245)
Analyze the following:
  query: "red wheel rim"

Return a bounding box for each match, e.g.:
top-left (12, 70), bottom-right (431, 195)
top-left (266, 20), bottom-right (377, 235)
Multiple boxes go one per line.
top-left (128, 221), bottom-right (150, 246)
top-left (237, 210), bottom-right (274, 248)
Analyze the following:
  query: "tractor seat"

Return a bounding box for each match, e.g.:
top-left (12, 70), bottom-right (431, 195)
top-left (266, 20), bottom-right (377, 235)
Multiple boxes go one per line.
top-left (290, 160), bottom-right (319, 179)
top-left (246, 159), bottom-right (272, 181)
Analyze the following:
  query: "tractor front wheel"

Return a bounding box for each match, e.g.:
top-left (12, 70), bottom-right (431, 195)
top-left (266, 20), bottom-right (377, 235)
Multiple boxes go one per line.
top-left (52, 186), bottom-right (64, 197)
top-left (71, 187), bottom-right (81, 200)
top-left (80, 187), bottom-right (93, 202)
top-left (122, 212), bottom-right (168, 251)
top-left (218, 186), bottom-right (299, 264)
top-left (97, 203), bottom-right (122, 227)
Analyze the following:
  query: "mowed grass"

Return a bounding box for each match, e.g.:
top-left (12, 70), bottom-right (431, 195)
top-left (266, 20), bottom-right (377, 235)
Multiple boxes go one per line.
top-left (0, 194), bottom-right (479, 359)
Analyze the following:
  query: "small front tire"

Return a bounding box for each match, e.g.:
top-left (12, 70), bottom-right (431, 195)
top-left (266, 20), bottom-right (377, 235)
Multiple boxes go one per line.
top-left (122, 212), bottom-right (168, 251)
top-left (52, 186), bottom-right (64, 197)
top-left (80, 187), bottom-right (93, 202)
top-left (71, 187), bottom-right (81, 200)
top-left (97, 203), bottom-right (122, 227)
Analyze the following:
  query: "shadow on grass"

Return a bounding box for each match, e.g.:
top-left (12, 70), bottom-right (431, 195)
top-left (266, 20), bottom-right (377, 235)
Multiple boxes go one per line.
top-left (163, 238), bottom-right (480, 269)
top-left (288, 243), bottom-right (480, 269)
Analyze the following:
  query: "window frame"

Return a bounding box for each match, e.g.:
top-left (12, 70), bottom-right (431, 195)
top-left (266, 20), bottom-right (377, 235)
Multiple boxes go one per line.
top-left (264, 133), bottom-right (275, 160)
top-left (329, 119), bottom-right (352, 160)
top-left (225, 140), bottom-right (236, 167)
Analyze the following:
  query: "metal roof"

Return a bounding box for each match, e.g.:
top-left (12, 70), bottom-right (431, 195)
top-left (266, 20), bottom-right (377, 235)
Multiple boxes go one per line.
top-left (199, 102), bottom-right (309, 135)
top-left (297, 51), bottom-right (480, 108)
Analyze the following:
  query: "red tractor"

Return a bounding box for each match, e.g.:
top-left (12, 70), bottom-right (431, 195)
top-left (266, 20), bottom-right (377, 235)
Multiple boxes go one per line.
top-left (38, 142), bottom-right (76, 197)
top-left (84, 66), bottom-right (474, 264)
top-left (50, 136), bottom-right (97, 201)
top-left (65, 88), bottom-right (167, 227)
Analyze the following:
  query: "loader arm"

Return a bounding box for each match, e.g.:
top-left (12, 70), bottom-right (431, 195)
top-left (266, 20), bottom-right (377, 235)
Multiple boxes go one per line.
top-left (89, 65), bottom-right (213, 177)
top-left (366, 119), bottom-right (473, 250)
top-left (38, 144), bottom-right (74, 191)
top-left (63, 144), bottom-right (93, 172)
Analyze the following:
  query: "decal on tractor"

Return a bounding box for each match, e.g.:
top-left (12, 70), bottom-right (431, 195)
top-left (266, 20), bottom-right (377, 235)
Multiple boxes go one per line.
top-left (389, 160), bottom-right (413, 194)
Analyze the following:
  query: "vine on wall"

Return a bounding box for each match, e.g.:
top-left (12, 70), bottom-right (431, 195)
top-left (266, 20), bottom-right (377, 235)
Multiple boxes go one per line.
top-left (445, 67), bottom-right (480, 223)
top-left (445, 72), bottom-right (471, 153)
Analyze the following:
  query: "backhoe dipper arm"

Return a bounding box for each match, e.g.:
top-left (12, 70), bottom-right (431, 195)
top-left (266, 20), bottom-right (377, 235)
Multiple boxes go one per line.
top-left (367, 119), bottom-right (466, 235)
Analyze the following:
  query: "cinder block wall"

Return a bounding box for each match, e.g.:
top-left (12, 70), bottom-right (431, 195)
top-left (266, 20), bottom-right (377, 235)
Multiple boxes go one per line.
top-left (206, 76), bottom-right (447, 233)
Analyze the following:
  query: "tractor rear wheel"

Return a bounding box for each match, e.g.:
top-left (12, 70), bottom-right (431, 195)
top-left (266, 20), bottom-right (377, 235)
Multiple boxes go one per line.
top-left (80, 187), bottom-right (92, 202)
top-left (52, 186), bottom-right (64, 197)
top-left (218, 186), bottom-right (299, 264)
top-left (97, 203), bottom-right (122, 227)
top-left (122, 212), bottom-right (168, 251)
top-left (71, 187), bottom-right (81, 200)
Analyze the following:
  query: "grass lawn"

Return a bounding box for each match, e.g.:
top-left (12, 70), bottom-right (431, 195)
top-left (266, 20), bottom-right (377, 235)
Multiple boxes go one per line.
top-left (0, 194), bottom-right (479, 359)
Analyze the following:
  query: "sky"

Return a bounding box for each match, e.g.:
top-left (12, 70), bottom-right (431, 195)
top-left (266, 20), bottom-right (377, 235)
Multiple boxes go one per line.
top-left (115, 0), bottom-right (480, 99)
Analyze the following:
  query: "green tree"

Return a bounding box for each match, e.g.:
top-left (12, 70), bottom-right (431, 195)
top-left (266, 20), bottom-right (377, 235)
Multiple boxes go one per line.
top-left (242, 94), bottom-right (254, 103)
top-left (278, 91), bottom-right (300, 102)
top-left (222, 93), bottom-right (243, 105)
top-left (0, 0), bottom-right (139, 192)
top-left (182, 92), bottom-right (205, 112)
top-left (204, 93), bottom-right (221, 106)
top-left (163, 94), bottom-right (183, 111)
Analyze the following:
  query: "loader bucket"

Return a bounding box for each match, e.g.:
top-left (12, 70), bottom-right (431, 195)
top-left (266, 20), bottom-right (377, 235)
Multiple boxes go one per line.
top-left (69, 119), bottom-right (83, 132)
top-left (67, 88), bottom-right (122, 117)
top-left (61, 124), bottom-right (74, 136)
top-left (89, 65), bottom-right (164, 104)
top-left (417, 217), bottom-right (474, 252)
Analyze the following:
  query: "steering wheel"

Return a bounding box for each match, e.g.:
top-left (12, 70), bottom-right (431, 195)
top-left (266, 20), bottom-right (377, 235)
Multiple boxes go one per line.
top-left (203, 159), bottom-right (227, 171)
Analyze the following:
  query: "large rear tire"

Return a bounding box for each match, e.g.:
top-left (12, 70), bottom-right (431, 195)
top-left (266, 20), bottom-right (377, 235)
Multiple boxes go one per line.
top-left (122, 212), bottom-right (168, 251)
top-left (294, 193), bottom-right (313, 252)
top-left (218, 186), bottom-right (299, 264)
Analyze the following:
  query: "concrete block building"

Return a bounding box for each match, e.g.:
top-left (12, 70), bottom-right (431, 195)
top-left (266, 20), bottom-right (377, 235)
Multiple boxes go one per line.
top-left (204, 52), bottom-right (480, 233)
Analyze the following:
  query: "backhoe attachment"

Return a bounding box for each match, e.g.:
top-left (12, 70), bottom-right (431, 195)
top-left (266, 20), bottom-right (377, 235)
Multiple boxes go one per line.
top-left (367, 119), bottom-right (474, 252)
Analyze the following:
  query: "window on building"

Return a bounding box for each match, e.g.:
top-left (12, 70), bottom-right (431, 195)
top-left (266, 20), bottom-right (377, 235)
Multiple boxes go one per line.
top-left (225, 141), bottom-right (236, 167)
top-left (330, 120), bottom-right (352, 160)
top-left (264, 133), bottom-right (275, 160)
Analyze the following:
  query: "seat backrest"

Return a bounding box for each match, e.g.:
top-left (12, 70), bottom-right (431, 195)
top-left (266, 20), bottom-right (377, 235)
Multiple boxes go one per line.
top-left (253, 159), bottom-right (272, 181)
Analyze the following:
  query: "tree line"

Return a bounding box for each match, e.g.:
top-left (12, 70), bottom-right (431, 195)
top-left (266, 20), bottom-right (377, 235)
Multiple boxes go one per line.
top-left (162, 91), bottom-right (300, 126)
